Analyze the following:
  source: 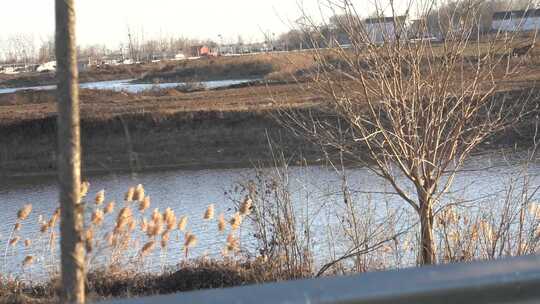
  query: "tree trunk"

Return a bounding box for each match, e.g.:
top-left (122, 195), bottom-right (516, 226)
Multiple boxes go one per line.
top-left (419, 202), bottom-right (436, 265)
top-left (56, 0), bottom-right (85, 303)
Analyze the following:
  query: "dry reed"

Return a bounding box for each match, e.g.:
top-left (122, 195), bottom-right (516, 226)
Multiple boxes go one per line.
top-left (17, 204), bottom-right (32, 221)
top-left (22, 255), bottom-right (34, 267)
top-left (178, 216), bottom-right (188, 232)
top-left (204, 204), bottom-right (215, 220)
top-left (230, 213), bottom-right (242, 231)
top-left (139, 196), bottom-right (151, 212)
top-left (218, 214), bottom-right (226, 233)
top-left (240, 197), bottom-right (252, 216)
top-left (133, 184), bottom-right (145, 202)
top-left (105, 201), bottom-right (115, 214)
top-left (95, 190), bottom-right (105, 205)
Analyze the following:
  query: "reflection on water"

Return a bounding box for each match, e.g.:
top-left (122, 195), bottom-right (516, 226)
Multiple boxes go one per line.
top-left (0, 153), bottom-right (538, 279)
top-left (0, 78), bottom-right (256, 95)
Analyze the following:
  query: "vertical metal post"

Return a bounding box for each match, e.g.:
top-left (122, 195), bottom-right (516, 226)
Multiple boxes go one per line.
top-left (55, 0), bottom-right (85, 303)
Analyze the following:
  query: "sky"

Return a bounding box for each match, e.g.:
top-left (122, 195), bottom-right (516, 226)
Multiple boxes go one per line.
top-left (0, 0), bottom-right (412, 48)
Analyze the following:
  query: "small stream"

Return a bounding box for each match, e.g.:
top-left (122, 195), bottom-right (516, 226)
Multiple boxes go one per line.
top-left (0, 78), bottom-right (257, 95)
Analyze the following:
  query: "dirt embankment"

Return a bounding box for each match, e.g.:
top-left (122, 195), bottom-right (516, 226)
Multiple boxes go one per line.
top-left (0, 78), bottom-right (537, 177)
top-left (0, 84), bottom-right (323, 177)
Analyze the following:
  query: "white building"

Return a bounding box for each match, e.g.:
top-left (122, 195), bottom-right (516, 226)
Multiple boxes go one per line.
top-left (0, 66), bottom-right (18, 75)
top-left (364, 16), bottom-right (407, 44)
top-left (173, 53), bottom-right (186, 61)
top-left (492, 9), bottom-right (540, 32)
top-left (37, 61), bottom-right (57, 72)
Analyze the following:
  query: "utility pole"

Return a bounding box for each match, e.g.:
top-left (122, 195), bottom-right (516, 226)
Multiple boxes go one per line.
top-left (55, 0), bottom-right (85, 303)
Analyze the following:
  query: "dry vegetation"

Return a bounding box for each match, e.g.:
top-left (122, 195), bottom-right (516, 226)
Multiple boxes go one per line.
top-left (1, 150), bottom-right (538, 303)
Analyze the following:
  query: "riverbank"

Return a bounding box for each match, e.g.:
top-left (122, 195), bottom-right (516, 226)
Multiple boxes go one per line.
top-left (1, 258), bottom-right (304, 304)
top-left (1, 78), bottom-right (538, 178)
top-left (0, 83), bottom-right (325, 178)
top-left (0, 73), bottom-right (538, 177)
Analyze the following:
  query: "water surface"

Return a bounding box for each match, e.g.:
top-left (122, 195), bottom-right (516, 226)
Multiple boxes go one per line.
top-left (0, 153), bottom-right (538, 279)
top-left (0, 78), bottom-right (256, 95)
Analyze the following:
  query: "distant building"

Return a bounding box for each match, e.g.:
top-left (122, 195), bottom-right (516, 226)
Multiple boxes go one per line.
top-left (0, 66), bottom-right (18, 75)
top-left (78, 60), bottom-right (89, 71)
top-left (37, 61), bottom-right (57, 72)
top-left (122, 59), bottom-right (134, 65)
top-left (364, 16), bottom-right (407, 44)
top-left (173, 53), bottom-right (186, 61)
top-left (492, 9), bottom-right (540, 32)
top-left (190, 45), bottom-right (209, 57)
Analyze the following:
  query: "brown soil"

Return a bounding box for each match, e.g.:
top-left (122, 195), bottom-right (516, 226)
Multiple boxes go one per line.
top-left (0, 82), bottom-right (324, 177)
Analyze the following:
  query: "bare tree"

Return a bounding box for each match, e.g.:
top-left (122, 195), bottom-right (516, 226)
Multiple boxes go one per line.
top-left (38, 36), bottom-right (55, 63)
top-left (280, 0), bottom-right (535, 265)
top-left (56, 0), bottom-right (85, 302)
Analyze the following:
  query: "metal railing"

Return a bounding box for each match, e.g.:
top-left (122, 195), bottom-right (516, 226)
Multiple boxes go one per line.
top-left (104, 255), bottom-right (540, 304)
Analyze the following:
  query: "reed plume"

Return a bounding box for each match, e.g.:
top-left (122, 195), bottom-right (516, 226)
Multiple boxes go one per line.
top-left (140, 241), bottom-right (156, 256)
top-left (161, 231), bottom-right (171, 248)
top-left (91, 209), bottom-right (104, 226)
top-left (226, 233), bottom-right (239, 252)
top-left (230, 212), bottom-right (242, 230)
top-left (14, 223), bottom-right (21, 231)
top-left (140, 218), bottom-right (149, 233)
top-left (125, 187), bottom-right (135, 202)
top-left (24, 239), bottom-right (32, 247)
top-left (104, 201), bottom-right (115, 214)
top-left (151, 208), bottom-right (163, 224)
top-left (17, 204), bottom-right (32, 221)
top-left (480, 220), bottom-right (495, 243)
top-left (184, 232), bottom-right (198, 252)
top-left (139, 196), bottom-right (151, 212)
top-left (95, 190), bottom-right (105, 205)
top-left (240, 196), bottom-right (252, 216)
top-left (85, 229), bottom-right (95, 253)
top-left (22, 255), bottom-right (34, 267)
top-left (147, 219), bottom-right (163, 238)
top-left (80, 181), bottom-right (90, 198)
top-left (9, 237), bottom-right (20, 246)
top-left (128, 219), bottom-right (137, 232)
top-left (178, 216), bottom-right (188, 232)
top-left (218, 214), bottom-right (226, 233)
top-left (50, 208), bottom-right (60, 227)
top-left (164, 208), bottom-right (177, 231)
top-left (529, 203), bottom-right (540, 219)
top-left (204, 204), bottom-right (215, 220)
top-left (116, 207), bottom-right (133, 230)
top-left (133, 184), bottom-right (145, 202)
top-left (40, 223), bottom-right (49, 233)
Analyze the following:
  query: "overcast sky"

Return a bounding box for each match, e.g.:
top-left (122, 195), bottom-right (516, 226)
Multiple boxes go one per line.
top-left (0, 0), bottom-right (411, 48)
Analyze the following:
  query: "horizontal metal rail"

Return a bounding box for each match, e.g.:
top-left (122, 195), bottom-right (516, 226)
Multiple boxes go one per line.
top-left (105, 255), bottom-right (540, 304)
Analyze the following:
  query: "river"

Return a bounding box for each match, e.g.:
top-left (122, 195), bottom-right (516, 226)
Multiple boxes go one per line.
top-left (0, 152), bottom-right (538, 279)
